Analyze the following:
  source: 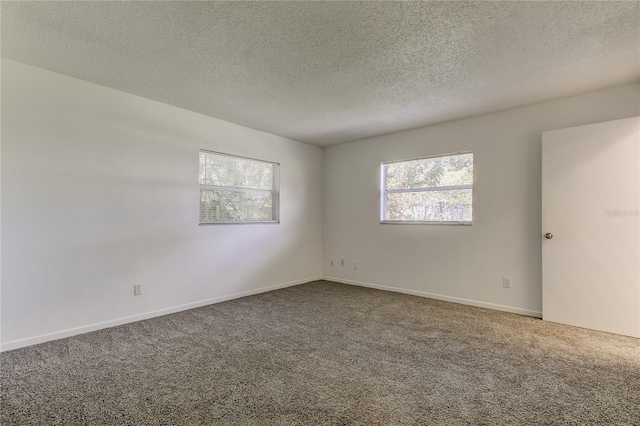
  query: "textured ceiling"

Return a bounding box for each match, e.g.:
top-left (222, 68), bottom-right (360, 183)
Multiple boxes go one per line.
top-left (2, 1), bottom-right (639, 147)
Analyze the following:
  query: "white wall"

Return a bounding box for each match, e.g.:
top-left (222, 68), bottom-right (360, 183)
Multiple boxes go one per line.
top-left (322, 83), bottom-right (640, 317)
top-left (1, 59), bottom-right (323, 350)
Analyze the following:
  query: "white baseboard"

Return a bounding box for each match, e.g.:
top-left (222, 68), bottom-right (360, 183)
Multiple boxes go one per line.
top-left (1, 276), bottom-right (540, 352)
top-left (322, 276), bottom-right (542, 318)
top-left (0, 276), bottom-right (321, 352)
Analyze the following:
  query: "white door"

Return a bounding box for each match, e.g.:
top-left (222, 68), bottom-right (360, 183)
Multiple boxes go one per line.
top-left (542, 117), bottom-right (640, 338)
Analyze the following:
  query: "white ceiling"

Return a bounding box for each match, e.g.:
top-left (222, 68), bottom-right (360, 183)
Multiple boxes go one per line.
top-left (2, 1), bottom-right (639, 147)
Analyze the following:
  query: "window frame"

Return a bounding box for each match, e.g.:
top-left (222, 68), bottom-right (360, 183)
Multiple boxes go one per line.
top-left (199, 149), bottom-right (280, 225)
top-left (380, 151), bottom-right (473, 225)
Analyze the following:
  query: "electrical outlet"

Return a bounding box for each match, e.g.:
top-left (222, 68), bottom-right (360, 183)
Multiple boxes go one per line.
top-left (340, 259), bottom-right (345, 267)
top-left (330, 259), bottom-right (334, 266)
top-left (134, 284), bottom-right (143, 296)
top-left (353, 261), bottom-right (358, 270)
top-left (503, 276), bottom-right (512, 288)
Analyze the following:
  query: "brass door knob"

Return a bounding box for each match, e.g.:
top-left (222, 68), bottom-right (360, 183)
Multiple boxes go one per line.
top-left (544, 233), bottom-right (553, 239)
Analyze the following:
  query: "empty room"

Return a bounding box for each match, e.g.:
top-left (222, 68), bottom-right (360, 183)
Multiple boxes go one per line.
top-left (1, 1), bottom-right (639, 424)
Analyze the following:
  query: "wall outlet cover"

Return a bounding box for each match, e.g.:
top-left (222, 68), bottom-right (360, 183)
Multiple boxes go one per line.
top-left (503, 277), bottom-right (512, 288)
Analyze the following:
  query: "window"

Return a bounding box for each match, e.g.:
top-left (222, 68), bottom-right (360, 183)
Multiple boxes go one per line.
top-left (381, 152), bottom-right (473, 224)
top-left (199, 150), bottom-right (279, 224)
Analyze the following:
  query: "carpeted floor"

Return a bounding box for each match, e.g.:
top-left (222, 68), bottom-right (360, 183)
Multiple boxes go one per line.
top-left (1, 280), bottom-right (639, 425)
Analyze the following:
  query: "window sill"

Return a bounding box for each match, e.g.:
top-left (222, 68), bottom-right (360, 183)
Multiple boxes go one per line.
top-left (380, 220), bottom-right (472, 226)
top-left (199, 221), bottom-right (280, 225)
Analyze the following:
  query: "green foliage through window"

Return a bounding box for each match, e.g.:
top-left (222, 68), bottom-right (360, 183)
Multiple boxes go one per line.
top-left (382, 152), bottom-right (473, 223)
top-left (199, 151), bottom-right (279, 223)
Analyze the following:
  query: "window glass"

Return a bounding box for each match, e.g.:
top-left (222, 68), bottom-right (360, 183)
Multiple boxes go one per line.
top-left (199, 151), bottom-right (279, 224)
top-left (381, 152), bottom-right (473, 224)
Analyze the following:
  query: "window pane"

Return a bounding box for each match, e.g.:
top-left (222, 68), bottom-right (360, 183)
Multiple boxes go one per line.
top-left (200, 189), bottom-right (274, 223)
top-left (199, 152), bottom-right (208, 187)
top-left (200, 152), bottom-right (274, 190)
top-left (385, 153), bottom-right (473, 190)
top-left (385, 189), bottom-right (472, 222)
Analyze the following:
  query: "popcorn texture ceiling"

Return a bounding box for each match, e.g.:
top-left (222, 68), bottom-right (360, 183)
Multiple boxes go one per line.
top-left (2, 1), bottom-right (639, 146)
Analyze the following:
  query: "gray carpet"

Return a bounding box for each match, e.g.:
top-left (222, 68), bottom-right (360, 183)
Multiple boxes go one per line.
top-left (1, 280), bottom-right (639, 425)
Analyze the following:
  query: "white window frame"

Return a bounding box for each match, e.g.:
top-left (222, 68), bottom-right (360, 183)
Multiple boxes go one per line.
top-left (380, 151), bottom-right (473, 225)
top-left (199, 150), bottom-right (280, 225)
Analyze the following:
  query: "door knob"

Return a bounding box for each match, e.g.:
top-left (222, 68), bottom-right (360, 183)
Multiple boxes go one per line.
top-left (544, 233), bottom-right (553, 239)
